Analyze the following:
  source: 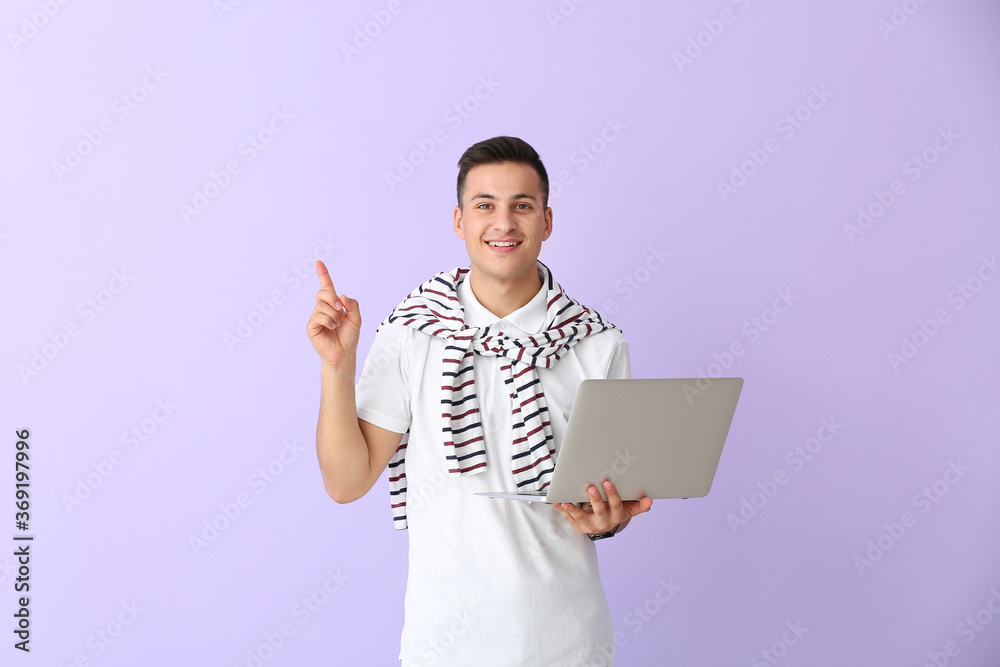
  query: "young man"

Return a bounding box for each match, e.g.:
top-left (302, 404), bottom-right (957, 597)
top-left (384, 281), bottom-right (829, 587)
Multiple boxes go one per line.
top-left (307, 136), bottom-right (652, 666)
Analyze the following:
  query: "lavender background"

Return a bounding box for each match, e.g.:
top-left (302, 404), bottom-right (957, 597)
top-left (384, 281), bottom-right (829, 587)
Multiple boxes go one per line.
top-left (3, 0), bottom-right (999, 665)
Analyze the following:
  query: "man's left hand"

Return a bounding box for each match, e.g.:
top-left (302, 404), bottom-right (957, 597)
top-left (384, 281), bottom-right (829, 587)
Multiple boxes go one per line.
top-left (553, 480), bottom-right (653, 535)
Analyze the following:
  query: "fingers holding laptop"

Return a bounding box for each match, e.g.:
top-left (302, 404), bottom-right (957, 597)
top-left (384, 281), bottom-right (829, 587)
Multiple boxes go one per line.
top-left (554, 480), bottom-right (653, 536)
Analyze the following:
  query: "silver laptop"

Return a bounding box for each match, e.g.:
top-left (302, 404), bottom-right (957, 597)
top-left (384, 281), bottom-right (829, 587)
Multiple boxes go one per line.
top-left (475, 378), bottom-right (743, 504)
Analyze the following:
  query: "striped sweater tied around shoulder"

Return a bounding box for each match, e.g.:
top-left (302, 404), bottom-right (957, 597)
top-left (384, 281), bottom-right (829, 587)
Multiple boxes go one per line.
top-left (377, 260), bottom-right (617, 530)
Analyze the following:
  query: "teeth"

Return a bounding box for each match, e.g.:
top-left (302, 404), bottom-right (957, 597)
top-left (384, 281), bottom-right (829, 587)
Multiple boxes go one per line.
top-left (488, 241), bottom-right (519, 247)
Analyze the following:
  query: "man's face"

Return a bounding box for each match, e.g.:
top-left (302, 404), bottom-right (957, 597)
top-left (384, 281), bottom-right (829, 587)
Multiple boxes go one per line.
top-left (453, 161), bottom-right (553, 288)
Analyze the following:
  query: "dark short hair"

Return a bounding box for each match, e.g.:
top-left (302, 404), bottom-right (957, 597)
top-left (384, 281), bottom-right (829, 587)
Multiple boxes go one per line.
top-left (456, 136), bottom-right (549, 209)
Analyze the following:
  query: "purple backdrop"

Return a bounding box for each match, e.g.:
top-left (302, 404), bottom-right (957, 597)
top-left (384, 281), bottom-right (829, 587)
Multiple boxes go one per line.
top-left (3, 1), bottom-right (999, 665)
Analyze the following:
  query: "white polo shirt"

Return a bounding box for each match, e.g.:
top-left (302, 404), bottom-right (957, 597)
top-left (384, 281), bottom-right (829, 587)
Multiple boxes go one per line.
top-left (355, 272), bottom-right (630, 667)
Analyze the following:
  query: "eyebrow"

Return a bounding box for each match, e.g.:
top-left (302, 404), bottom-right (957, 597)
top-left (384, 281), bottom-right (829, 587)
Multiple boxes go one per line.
top-left (470, 192), bottom-right (538, 202)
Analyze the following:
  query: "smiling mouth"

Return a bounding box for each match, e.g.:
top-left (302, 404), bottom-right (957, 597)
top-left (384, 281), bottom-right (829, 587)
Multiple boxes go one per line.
top-left (485, 240), bottom-right (521, 247)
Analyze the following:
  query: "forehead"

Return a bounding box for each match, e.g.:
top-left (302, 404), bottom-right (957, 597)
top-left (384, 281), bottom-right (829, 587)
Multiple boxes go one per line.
top-left (463, 162), bottom-right (542, 200)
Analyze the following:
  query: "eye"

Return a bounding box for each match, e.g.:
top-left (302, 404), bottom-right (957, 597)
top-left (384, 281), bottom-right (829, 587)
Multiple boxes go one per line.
top-left (476, 202), bottom-right (493, 210)
top-left (515, 202), bottom-right (531, 210)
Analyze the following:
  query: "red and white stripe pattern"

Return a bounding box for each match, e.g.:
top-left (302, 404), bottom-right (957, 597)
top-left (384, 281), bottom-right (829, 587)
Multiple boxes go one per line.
top-left (379, 261), bottom-right (618, 530)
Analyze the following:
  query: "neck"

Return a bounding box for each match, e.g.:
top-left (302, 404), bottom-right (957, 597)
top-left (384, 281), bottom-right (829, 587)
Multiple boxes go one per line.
top-left (467, 264), bottom-right (543, 319)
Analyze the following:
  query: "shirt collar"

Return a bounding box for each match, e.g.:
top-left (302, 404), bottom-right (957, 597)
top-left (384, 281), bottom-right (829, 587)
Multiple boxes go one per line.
top-left (457, 264), bottom-right (548, 334)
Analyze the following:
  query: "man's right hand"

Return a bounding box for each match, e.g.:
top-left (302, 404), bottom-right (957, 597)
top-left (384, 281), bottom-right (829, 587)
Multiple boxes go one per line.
top-left (306, 260), bottom-right (362, 367)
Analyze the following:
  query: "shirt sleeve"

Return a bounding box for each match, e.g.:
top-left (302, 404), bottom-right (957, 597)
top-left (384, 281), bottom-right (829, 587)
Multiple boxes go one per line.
top-left (354, 323), bottom-right (411, 434)
top-left (603, 335), bottom-right (631, 380)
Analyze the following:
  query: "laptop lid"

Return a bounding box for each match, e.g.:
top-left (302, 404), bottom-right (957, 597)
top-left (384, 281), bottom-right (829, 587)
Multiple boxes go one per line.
top-left (475, 377), bottom-right (743, 504)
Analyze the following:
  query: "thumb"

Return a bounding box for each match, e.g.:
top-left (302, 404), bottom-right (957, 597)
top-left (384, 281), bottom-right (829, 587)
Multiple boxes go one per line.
top-left (340, 294), bottom-right (362, 321)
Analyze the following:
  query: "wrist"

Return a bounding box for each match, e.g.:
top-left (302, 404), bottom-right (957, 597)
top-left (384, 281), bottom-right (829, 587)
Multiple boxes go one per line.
top-left (321, 359), bottom-right (356, 380)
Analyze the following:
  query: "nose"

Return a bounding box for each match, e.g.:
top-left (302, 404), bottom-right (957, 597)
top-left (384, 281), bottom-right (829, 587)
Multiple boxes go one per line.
top-left (493, 207), bottom-right (516, 232)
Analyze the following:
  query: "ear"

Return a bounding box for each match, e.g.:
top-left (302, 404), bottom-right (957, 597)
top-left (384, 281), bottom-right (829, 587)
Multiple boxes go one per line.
top-left (453, 205), bottom-right (465, 240)
top-left (542, 206), bottom-right (553, 241)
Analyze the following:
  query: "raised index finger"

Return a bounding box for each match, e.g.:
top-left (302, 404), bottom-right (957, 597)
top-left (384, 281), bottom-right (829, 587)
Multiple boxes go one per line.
top-left (315, 260), bottom-right (336, 293)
